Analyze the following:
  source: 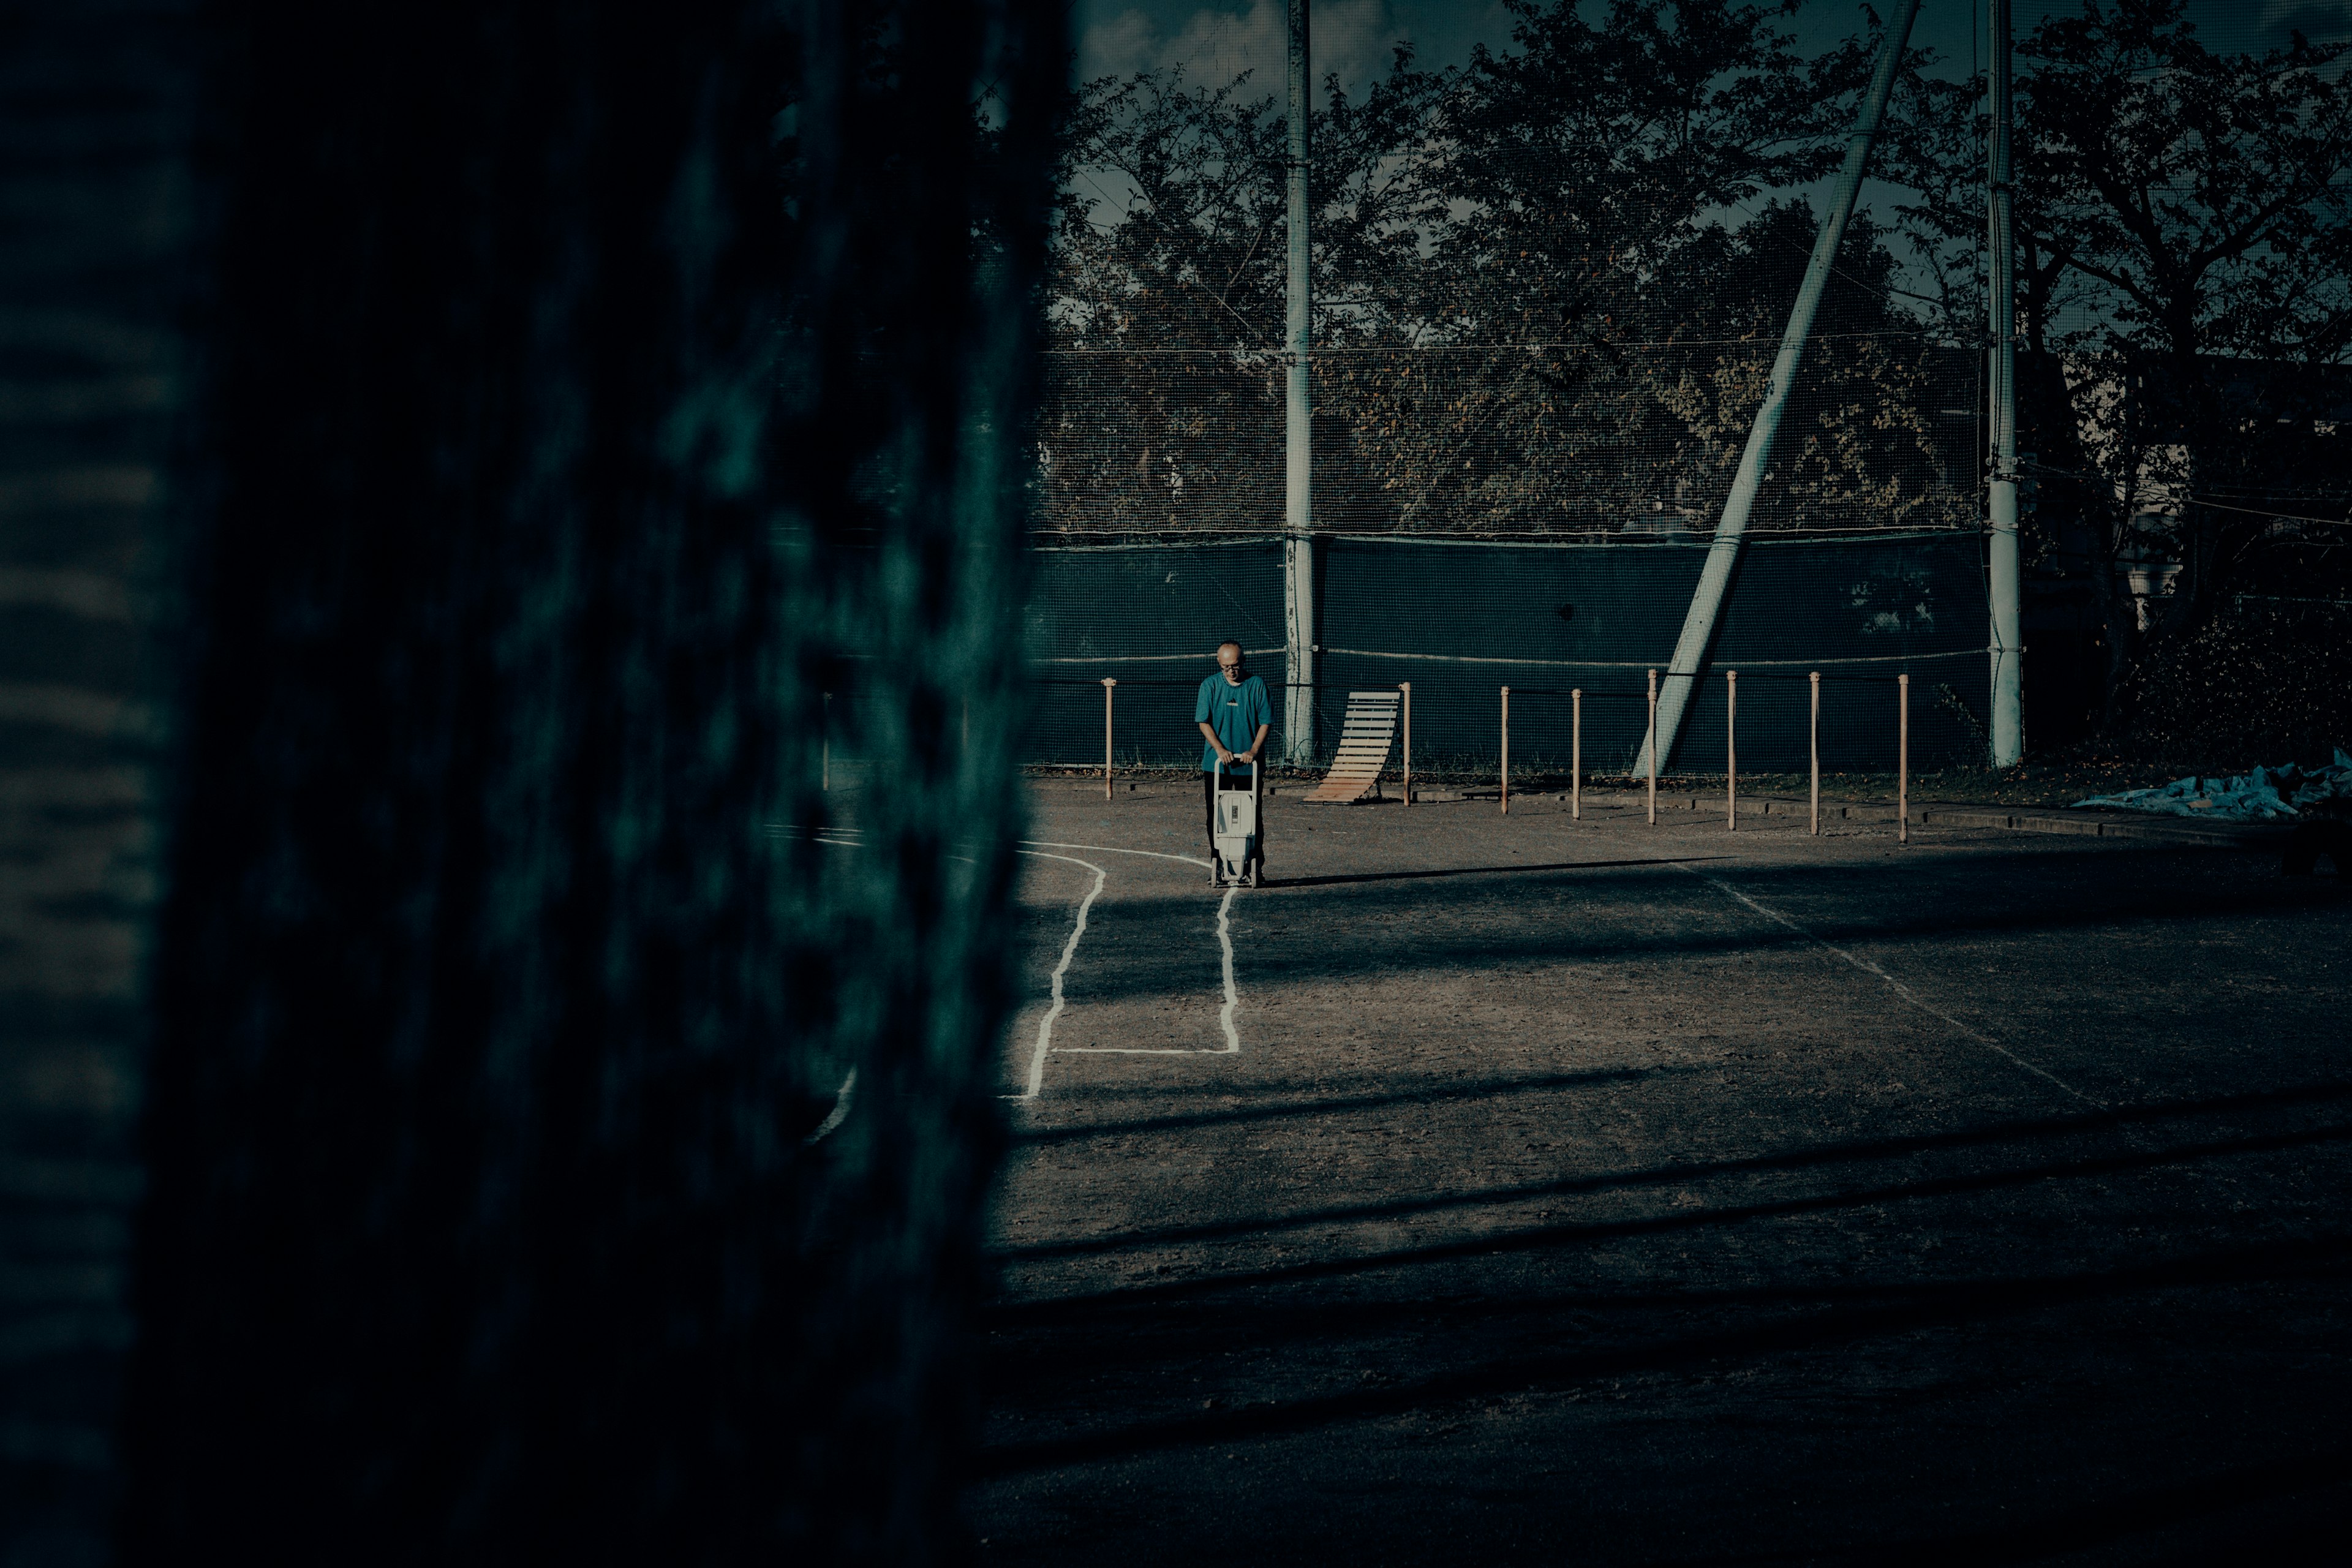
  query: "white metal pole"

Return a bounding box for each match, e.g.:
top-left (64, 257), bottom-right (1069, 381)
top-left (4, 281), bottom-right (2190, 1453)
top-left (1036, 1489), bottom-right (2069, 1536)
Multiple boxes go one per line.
top-left (1499, 686), bottom-right (1510, 815)
top-left (1988, 0), bottom-right (2024, 766)
top-left (1638, 0), bottom-right (1922, 777)
top-left (1281, 0), bottom-right (1317, 766)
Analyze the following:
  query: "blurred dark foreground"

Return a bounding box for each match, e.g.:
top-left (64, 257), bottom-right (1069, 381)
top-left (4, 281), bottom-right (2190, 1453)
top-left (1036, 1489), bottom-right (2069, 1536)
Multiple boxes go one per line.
top-left (1, 2), bottom-right (1060, 1561)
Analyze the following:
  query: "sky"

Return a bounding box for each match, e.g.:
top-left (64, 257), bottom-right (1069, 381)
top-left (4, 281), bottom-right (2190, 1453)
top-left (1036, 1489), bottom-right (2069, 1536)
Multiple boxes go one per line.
top-left (1071, 0), bottom-right (2352, 101)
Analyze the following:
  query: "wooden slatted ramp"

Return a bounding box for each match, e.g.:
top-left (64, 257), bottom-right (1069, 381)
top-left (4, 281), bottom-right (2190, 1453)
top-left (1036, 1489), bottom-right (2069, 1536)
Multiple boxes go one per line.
top-left (1302, 690), bottom-right (1401, 804)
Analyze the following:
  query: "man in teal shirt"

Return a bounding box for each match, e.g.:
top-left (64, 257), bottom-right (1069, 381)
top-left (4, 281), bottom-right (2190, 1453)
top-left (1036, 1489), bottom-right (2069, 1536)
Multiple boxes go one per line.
top-left (1194, 641), bottom-right (1273, 884)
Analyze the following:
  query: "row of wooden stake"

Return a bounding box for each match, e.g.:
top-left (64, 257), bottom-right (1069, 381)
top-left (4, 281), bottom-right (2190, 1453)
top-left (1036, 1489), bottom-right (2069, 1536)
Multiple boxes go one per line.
top-left (1099, 671), bottom-right (1913, 845)
top-left (1477, 671), bottom-right (1910, 845)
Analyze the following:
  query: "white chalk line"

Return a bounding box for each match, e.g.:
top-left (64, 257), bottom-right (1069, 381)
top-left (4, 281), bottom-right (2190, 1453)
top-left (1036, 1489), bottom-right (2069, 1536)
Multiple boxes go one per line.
top-left (1681, 866), bottom-right (2105, 1110)
top-left (1056, 884), bottom-right (1242, 1056)
top-left (1029, 840), bottom-right (1240, 1058)
top-left (1022, 837), bottom-right (1212, 869)
top-left (1014, 851), bottom-right (1109, 1098)
top-left (800, 828), bottom-right (1245, 1093)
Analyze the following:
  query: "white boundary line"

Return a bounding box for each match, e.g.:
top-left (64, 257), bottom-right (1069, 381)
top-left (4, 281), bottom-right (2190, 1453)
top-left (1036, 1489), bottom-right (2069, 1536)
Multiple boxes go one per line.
top-left (1681, 866), bottom-right (2103, 1109)
top-left (1021, 837), bottom-right (1211, 869)
top-left (804, 829), bottom-right (1245, 1093)
top-left (1023, 840), bottom-right (1242, 1059)
top-left (1056, 884), bottom-right (1242, 1055)
top-left (1014, 851), bottom-right (1108, 1098)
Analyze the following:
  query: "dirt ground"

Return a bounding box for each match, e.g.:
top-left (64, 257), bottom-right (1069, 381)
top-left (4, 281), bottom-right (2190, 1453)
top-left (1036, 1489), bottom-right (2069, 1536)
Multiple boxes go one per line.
top-left (971, 779), bottom-right (2352, 1565)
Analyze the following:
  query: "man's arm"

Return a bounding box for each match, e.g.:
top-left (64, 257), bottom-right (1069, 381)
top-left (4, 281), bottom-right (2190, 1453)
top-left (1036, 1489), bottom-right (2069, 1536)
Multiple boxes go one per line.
top-left (1243, 722), bottom-right (1270, 763)
top-left (1197, 720), bottom-right (1234, 763)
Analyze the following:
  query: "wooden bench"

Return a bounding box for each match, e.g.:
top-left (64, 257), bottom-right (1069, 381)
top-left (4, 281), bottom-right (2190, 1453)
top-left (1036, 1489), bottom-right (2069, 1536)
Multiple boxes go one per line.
top-left (1302, 690), bottom-right (1401, 804)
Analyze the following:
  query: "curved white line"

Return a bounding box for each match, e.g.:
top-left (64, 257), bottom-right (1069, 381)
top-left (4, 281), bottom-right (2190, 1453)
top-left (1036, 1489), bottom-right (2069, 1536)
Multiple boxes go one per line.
top-left (1031, 847), bottom-right (1240, 1054)
top-left (804, 1068), bottom-right (858, 1144)
top-left (1014, 850), bottom-right (1107, 1100)
top-left (797, 827), bottom-right (1213, 873)
top-left (802, 831), bottom-right (1240, 1077)
top-left (1022, 837), bottom-right (1213, 870)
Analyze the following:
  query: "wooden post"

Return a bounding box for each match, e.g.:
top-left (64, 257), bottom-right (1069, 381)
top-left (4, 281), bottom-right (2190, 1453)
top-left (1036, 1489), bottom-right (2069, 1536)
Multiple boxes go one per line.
top-left (1898, 673), bottom-right (1910, 845)
top-left (1499, 686), bottom-right (1510, 814)
top-left (1646, 669), bottom-right (1659, 825)
top-left (1571, 688), bottom-right (1582, 820)
top-left (1400, 682), bottom-right (1412, 805)
top-left (1725, 669), bottom-right (1737, 832)
top-left (1102, 677), bottom-right (1117, 801)
top-left (1809, 671), bottom-right (1821, 836)
top-left (822, 692), bottom-right (831, 792)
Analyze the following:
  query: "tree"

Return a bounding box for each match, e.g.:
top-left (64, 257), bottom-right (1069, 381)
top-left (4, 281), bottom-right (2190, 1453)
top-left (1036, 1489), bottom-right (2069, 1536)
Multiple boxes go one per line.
top-left (1895, 0), bottom-right (2352, 727)
top-left (1039, 0), bottom-right (1973, 540)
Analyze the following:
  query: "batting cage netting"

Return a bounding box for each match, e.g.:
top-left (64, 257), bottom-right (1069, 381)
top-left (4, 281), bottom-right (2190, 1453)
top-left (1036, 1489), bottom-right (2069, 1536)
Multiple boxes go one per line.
top-left (1013, 530), bottom-right (1991, 774)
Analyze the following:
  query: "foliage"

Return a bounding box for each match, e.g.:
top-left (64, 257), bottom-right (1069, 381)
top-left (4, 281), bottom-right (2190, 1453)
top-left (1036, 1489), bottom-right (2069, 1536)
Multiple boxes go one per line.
top-left (1038, 0), bottom-right (1975, 538)
top-left (2118, 600), bottom-right (2352, 765)
top-left (1887, 0), bottom-right (2352, 734)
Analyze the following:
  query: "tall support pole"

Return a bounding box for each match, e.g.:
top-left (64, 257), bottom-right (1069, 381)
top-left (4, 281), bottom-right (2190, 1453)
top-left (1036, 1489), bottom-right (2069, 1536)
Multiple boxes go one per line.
top-left (1281, 0), bottom-right (1316, 767)
top-left (1987, 0), bottom-right (2024, 766)
top-left (1636, 0), bottom-right (1920, 777)
top-left (1102, 677), bottom-right (1116, 800)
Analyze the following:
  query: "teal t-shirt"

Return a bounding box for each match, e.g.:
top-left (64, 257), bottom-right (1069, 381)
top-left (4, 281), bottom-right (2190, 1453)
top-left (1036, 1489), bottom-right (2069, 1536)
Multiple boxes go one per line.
top-left (1195, 672), bottom-right (1272, 773)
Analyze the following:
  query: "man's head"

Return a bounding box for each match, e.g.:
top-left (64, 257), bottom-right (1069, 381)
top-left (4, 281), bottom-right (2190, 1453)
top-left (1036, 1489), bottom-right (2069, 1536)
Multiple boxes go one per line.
top-left (1216, 641), bottom-right (1244, 682)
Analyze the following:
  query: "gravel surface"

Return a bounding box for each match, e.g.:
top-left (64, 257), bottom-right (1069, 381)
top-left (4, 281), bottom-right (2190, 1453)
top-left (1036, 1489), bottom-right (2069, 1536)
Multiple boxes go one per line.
top-left (973, 784), bottom-right (2352, 1566)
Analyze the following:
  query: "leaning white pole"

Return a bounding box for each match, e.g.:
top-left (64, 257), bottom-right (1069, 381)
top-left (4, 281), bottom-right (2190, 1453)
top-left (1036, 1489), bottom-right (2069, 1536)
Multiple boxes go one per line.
top-left (1636, 0), bottom-right (1921, 777)
top-left (1281, 0), bottom-right (1317, 767)
top-left (1987, 0), bottom-right (2024, 766)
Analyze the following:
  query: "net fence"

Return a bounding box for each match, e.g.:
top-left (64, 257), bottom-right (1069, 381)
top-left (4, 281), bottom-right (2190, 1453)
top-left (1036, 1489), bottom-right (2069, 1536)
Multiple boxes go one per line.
top-left (1033, 338), bottom-right (1980, 541)
top-left (1008, 532), bottom-right (1990, 774)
